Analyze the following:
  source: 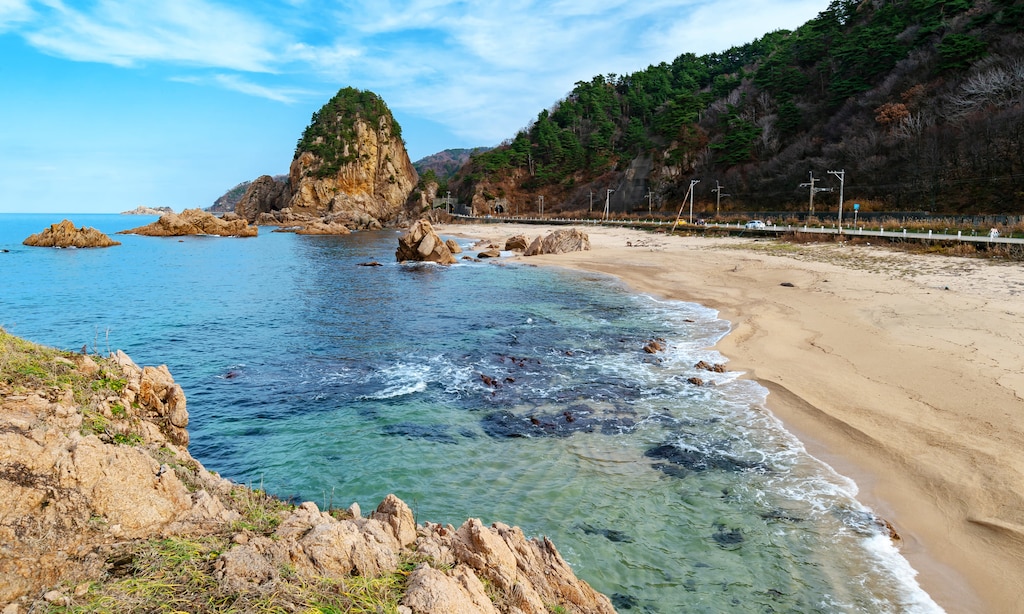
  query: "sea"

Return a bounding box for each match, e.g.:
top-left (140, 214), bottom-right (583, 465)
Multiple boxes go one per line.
top-left (0, 214), bottom-right (943, 613)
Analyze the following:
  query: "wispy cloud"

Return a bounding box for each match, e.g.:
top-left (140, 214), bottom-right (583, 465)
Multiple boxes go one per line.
top-left (172, 73), bottom-right (314, 103)
top-left (6, 0), bottom-right (826, 146)
top-left (23, 0), bottom-right (283, 71)
top-left (0, 0), bottom-right (34, 32)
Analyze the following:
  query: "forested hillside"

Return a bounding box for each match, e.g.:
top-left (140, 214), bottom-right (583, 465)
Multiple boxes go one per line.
top-left (451, 0), bottom-right (1024, 216)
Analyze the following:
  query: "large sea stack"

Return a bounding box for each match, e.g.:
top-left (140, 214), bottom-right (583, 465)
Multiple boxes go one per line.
top-left (236, 87), bottom-right (418, 231)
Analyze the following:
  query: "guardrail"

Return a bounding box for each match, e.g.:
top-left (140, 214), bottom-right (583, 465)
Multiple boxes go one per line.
top-left (451, 214), bottom-right (1024, 245)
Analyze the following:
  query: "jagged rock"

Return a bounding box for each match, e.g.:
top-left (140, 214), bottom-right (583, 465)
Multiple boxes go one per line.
top-left (504, 234), bottom-right (529, 251)
top-left (396, 220), bottom-right (456, 264)
top-left (445, 239), bottom-right (462, 254)
top-left (403, 564), bottom-right (499, 614)
top-left (524, 229), bottom-right (591, 256)
top-left (695, 360), bottom-right (727, 373)
top-left (0, 345), bottom-right (236, 602)
top-left (643, 339), bottom-right (665, 353)
top-left (235, 175), bottom-right (291, 222)
top-left (22, 220), bottom-right (120, 248)
top-left (1, 333), bottom-right (614, 612)
top-left (477, 249), bottom-right (501, 259)
top-left (120, 208), bottom-right (257, 237)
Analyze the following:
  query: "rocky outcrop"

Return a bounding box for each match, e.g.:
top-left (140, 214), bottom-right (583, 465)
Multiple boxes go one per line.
top-left (120, 208), bottom-right (257, 237)
top-left (235, 175), bottom-right (291, 222)
top-left (524, 229), bottom-right (591, 256)
top-left (22, 220), bottom-right (120, 248)
top-left (0, 332), bottom-right (613, 612)
top-left (396, 220), bottom-right (457, 264)
top-left (0, 342), bottom-right (236, 603)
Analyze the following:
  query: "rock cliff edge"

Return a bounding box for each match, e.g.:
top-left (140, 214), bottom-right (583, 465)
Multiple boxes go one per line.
top-left (0, 330), bottom-right (614, 613)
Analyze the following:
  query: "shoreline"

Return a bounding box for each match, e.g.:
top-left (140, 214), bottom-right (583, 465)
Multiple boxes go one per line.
top-left (439, 222), bottom-right (1024, 614)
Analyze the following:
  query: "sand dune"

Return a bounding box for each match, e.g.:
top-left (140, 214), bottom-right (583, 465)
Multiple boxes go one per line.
top-left (441, 222), bottom-right (1024, 614)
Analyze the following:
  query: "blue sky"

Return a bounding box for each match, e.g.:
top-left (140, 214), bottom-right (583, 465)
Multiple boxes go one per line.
top-left (0, 0), bottom-right (826, 213)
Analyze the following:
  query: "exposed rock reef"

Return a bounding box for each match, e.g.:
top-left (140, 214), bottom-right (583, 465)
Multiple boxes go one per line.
top-left (22, 220), bottom-right (120, 248)
top-left (234, 88), bottom-right (418, 233)
top-left (396, 219), bottom-right (457, 265)
top-left (120, 208), bottom-right (257, 237)
top-left (0, 332), bottom-right (613, 613)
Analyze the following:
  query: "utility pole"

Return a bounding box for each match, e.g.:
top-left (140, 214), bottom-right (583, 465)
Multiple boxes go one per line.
top-left (799, 171), bottom-right (830, 216)
top-left (828, 169), bottom-right (845, 231)
top-left (538, 195), bottom-right (544, 216)
top-left (445, 191), bottom-right (451, 214)
top-left (589, 191), bottom-right (593, 213)
top-left (711, 180), bottom-right (729, 218)
top-left (604, 189), bottom-right (614, 220)
top-left (646, 189), bottom-right (653, 214)
top-left (688, 179), bottom-right (700, 224)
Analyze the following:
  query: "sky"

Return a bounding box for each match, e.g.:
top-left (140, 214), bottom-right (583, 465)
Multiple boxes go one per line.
top-left (0, 0), bottom-right (827, 213)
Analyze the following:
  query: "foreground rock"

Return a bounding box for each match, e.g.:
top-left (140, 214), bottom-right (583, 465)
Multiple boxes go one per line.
top-left (524, 229), bottom-right (591, 256)
top-left (396, 219), bottom-right (457, 264)
top-left (0, 332), bottom-right (613, 613)
top-left (22, 220), bottom-right (120, 248)
top-left (120, 208), bottom-right (257, 237)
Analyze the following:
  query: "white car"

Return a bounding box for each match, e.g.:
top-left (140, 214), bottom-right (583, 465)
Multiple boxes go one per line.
top-left (745, 220), bottom-right (766, 229)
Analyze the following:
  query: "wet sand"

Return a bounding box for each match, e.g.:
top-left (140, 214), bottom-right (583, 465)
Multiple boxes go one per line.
top-left (439, 222), bottom-right (1024, 614)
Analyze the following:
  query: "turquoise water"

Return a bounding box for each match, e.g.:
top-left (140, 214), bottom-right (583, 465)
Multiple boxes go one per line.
top-left (1, 214), bottom-right (942, 613)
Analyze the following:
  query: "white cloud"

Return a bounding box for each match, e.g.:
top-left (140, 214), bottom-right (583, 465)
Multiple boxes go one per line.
top-left (0, 0), bottom-right (33, 32)
top-left (172, 73), bottom-right (314, 103)
top-left (24, 0), bottom-right (283, 71)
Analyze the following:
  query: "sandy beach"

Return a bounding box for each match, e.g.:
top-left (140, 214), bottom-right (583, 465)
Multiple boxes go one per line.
top-left (438, 221), bottom-right (1024, 614)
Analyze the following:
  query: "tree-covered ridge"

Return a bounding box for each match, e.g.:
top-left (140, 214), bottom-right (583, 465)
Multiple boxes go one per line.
top-left (456, 0), bottom-right (1024, 214)
top-left (294, 87), bottom-right (404, 178)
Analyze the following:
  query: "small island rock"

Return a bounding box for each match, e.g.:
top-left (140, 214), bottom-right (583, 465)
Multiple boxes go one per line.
top-left (120, 208), bottom-right (258, 237)
top-left (23, 219), bottom-right (120, 248)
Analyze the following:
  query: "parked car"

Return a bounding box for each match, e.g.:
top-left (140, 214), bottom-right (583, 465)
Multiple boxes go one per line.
top-left (745, 220), bottom-right (766, 229)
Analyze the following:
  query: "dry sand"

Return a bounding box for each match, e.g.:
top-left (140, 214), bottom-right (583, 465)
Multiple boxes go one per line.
top-left (438, 222), bottom-right (1024, 614)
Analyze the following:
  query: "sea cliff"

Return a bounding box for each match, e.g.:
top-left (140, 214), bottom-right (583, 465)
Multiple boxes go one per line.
top-left (0, 330), bottom-right (614, 613)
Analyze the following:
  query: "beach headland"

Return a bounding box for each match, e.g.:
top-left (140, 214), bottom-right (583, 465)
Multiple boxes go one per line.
top-left (440, 221), bottom-right (1024, 614)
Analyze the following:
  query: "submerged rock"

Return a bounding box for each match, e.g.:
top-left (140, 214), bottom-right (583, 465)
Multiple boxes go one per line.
top-left (23, 219), bottom-right (120, 248)
top-left (480, 409), bottom-right (635, 438)
top-left (645, 443), bottom-right (769, 476)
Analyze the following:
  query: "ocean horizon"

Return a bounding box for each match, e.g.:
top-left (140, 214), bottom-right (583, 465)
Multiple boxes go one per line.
top-left (1, 213), bottom-right (942, 613)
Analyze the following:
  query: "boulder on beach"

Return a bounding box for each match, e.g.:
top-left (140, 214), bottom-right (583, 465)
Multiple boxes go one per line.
top-left (23, 219), bottom-right (120, 248)
top-left (120, 208), bottom-right (258, 237)
top-left (524, 228), bottom-right (591, 256)
top-left (504, 234), bottom-right (530, 252)
top-left (396, 219), bottom-right (457, 264)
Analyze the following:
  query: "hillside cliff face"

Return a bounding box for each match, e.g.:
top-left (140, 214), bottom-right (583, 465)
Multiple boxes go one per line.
top-left (235, 88), bottom-right (418, 230)
top-left (452, 0), bottom-right (1024, 216)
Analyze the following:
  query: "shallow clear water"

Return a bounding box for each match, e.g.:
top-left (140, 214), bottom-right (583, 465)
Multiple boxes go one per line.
top-left (0, 214), bottom-right (942, 613)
